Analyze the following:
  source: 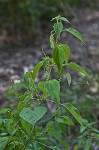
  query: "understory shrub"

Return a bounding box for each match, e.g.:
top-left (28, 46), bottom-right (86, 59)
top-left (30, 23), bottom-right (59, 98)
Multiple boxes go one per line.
top-left (0, 15), bottom-right (99, 150)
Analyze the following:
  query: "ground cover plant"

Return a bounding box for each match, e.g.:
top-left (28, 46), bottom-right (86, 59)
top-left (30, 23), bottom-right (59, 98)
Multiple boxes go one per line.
top-left (0, 15), bottom-right (99, 150)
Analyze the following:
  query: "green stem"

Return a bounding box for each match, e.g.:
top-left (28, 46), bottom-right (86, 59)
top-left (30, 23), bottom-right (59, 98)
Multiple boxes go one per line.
top-left (33, 140), bottom-right (54, 150)
top-left (24, 127), bottom-right (34, 149)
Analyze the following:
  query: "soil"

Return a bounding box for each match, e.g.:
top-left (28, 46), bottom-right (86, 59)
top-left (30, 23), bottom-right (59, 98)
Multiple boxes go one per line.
top-left (0, 8), bottom-right (99, 109)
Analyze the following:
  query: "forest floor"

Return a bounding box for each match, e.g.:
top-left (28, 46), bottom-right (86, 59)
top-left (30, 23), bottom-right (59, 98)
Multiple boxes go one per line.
top-left (0, 8), bottom-right (99, 109)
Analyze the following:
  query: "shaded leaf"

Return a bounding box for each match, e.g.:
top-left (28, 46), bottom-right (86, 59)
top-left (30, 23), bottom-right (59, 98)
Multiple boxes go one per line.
top-left (0, 108), bottom-right (10, 115)
top-left (45, 79), bottom-right (60, 106)
top-left (52, 46), bottom-right (61, 71)
top-left (51, 146), bottom-right (61, 150)
top-left (19, 106), bottom-right (47, 126)
top-left (2, 119), bottom-right (13, 129)
top-left (0, 137), bottom-right (9, 150)
top-left (38, 81), bottom-right (48, 97)
top-left (56, 116), bottom-right (74, 126)
top-left (84, 139), bottom-right (92, 150)
top-left (66, 73), bottom-right (72, 86)
top-left (21, 119), bottom-right (31, 135)
top-left (63, 103), bottom-right (83, 125)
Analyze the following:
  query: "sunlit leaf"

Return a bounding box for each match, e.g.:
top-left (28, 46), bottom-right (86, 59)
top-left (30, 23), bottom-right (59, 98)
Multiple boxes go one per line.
top-left (53, 22), bottom-right (63, 39)
top-left (60, 16), bottom-right (70, 23)
top-left (31, 61), bottom-right (43, 80)
top-left (53, 44), bottom-right (70, 73)
top-left (51, 15), bottom-right (70, 23)
top-left (67, 62), bottom-right (88, 76)
top-left (66, 28), bottom-right (84, 43)
top-left (58, 44), bottom-right (70, 63)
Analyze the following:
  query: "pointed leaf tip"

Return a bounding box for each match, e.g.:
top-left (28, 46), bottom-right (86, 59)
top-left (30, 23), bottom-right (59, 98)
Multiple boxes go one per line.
top-left (66, 28), bottom-right (84, 43)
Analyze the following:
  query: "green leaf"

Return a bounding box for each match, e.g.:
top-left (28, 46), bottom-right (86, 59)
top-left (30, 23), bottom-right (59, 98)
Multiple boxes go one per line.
top-left (56, 116), bottom-right (74, 126)
top-left (0, 108), bottom-right (10, 115)
top-left (17, 95), bottom-right (31, 112)
top-left (38, 81), bottom-right (48, 97)
top-left (58, 44), bottom-right (70, 63)
top-left (39, 80), bottom-right (60, 106)
top-left (19, 106), bottom-right (47, 126)
top-left (30, 61), bottom-right (43, 80)
top-left (52, 46), bottom-right (61, 71)
top-left (2, 119), bottom-right (13, 128)
top-left (60, 16), bottom-right (70, 23)
top-left (53, 44), bottom-right (70, 73)
top-left (74, 145), bottom-right (82, 150)
top-left (21, 73), bottom-right (29, 84)
top-left (66, 28), bottom-right (84, 43)
top-left (38, 81), bottom-right (45, 92)
top-left (45, 79), bottom-right (60, 106)
top-left (0, 137), bottom-right (9, 150)
top-left (61, 140), bottom-right (69, 149)
top-left (51, 15), bottom-right (70, 24)
top-left (66, 73), bottom-right (72, 86)
top-left (51, 146), bottom-right (61, 150)
top-left (51, 15), bottom-right (60, 21)
top-left (84, 139), bottom-right (92, 150)
top-left (63, 103), bottom-right (83, 125)
top-left (21, 119), bottom-right (31, 135)
top-left (67, 62), bottom-right (88, 76)
top-left (53, 22), bottom-right (63, 39)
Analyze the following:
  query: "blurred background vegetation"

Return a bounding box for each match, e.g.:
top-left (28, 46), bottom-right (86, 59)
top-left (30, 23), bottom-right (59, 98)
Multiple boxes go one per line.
top-left (0, 0), bottom-right (98, 35)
